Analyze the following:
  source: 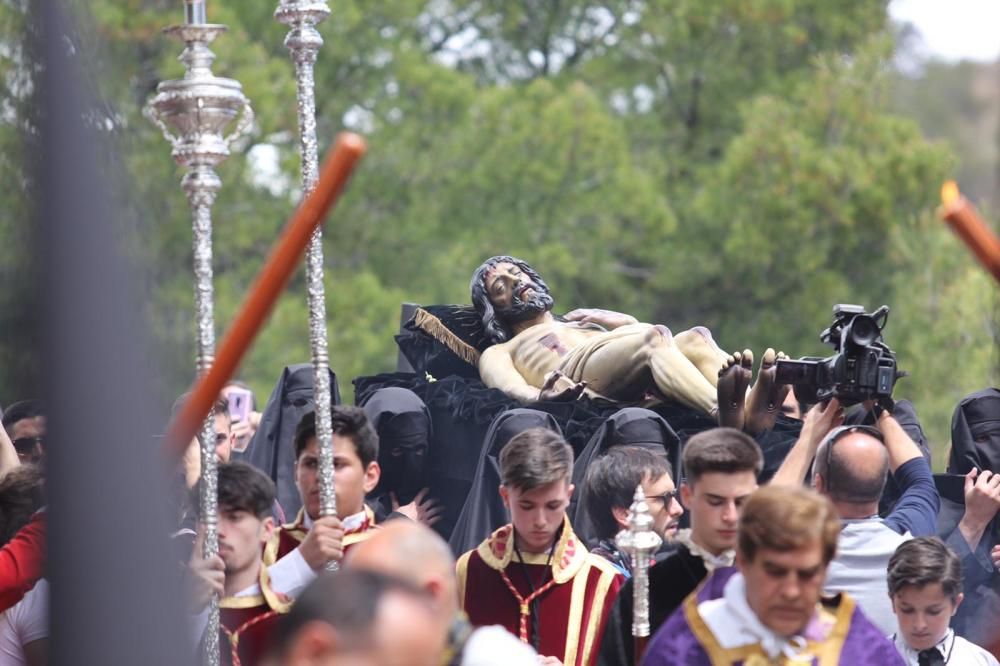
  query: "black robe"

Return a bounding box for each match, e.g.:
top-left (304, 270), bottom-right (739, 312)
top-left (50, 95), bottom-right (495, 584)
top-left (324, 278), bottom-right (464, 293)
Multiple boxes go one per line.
top-left (360, 387), bottom-right (432, 521)
top-left (448, 408), bottom-right (563, 555)
top-left (238, 364), bottom-right (340, 517)
top-left (597, 543), bottom-right (709, 666)
top-left (568, 408), bottom-right (681, 549)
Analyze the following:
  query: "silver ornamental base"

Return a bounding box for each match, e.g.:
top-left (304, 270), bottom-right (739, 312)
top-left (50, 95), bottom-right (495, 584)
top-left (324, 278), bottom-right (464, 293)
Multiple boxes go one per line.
top-left (146, 22), bottom-right (253, 666)
top-left (616, 485), bottom-right (663, 638)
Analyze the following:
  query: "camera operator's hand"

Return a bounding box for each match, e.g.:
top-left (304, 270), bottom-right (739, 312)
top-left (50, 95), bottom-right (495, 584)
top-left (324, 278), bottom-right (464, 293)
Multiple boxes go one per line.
top-left (958, 468), bottom-right (1000, 550)
top-left (298, 515), bottom-right (345, 571)
top-left (769, 399), bottom-right (843, 488)
top-left (875, 409), bottom-right (924, 473)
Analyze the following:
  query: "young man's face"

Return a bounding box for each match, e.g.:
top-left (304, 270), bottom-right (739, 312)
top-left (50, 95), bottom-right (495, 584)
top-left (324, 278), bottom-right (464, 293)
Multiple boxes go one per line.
top-left (217, 506), bottom-right (274, 576)
top-left (738, 538), bottom-right (827, 638)
top-left (681, 470), bottom-right (757, 555)
top-left (214, 412), bottom-right (234, 463)
top-left (9, 416), bottom-right (45, 464)
top-left (500, 478), bottom-right (573, 553)
top-left (295, 434), bottom-right (380, 520)
top-left (892, 583), bottom-right (961, 651)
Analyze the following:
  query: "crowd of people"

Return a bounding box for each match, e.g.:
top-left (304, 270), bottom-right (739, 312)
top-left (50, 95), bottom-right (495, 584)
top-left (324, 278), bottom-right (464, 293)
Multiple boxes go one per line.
top-left (0, 255), bottom-right (998, 666)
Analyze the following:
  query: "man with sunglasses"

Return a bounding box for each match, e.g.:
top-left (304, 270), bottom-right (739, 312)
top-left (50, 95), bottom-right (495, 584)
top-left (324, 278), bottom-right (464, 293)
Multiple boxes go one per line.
top-left (1, 401), bottom-right (44, 466)
top-left (582, 446), bottom-right (684, 576)
top-left (771, 398), bottom-right (939, 634)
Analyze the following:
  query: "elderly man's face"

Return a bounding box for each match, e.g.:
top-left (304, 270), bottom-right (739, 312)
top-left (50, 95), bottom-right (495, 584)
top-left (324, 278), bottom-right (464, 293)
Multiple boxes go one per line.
top-left (738, 538), bottom-right (827, 637)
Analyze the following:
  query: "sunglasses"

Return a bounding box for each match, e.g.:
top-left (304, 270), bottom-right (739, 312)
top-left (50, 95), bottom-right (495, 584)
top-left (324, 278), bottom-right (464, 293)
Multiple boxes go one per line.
top-left (646, 489), bottom-right (681, 505)
top-left (12, 436), bottom-right (43, 455)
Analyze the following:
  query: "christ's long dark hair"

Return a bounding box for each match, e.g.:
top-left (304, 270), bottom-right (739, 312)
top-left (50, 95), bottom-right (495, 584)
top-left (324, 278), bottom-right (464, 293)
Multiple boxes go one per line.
top-left (469, 255), bottom-right (553, 345)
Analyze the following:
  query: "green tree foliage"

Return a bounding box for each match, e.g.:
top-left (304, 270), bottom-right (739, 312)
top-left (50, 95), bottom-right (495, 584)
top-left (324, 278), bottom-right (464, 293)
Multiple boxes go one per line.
top-left (0, 1), bottom-right (994, 459)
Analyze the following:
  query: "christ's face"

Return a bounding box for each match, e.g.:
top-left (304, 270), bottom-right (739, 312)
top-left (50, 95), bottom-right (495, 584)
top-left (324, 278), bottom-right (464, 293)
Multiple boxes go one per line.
top-left (484, 262), bottom-right (553, 322)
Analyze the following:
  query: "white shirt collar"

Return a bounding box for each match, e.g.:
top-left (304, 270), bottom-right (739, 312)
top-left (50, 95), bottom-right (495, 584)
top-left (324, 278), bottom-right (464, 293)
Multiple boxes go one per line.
top-left (676, 528), bottom-right (735, 572)
top-left (893, 629), bottom-right (953, 664)
top-left (302, 509), bottom-right (366, 532)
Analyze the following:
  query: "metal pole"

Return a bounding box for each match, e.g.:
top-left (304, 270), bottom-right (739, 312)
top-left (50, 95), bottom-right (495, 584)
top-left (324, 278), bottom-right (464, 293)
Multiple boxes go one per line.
top-left (146, 18), bottom-right (253, 666)
top-left (275, 0), bottom-right (339, 569)
top-left (616, 485), bottom-right (662, 665)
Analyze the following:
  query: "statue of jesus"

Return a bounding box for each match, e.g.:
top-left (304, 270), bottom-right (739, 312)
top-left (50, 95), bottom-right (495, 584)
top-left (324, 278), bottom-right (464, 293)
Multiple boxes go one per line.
top-left (470, 255), bottom-right (787, 434)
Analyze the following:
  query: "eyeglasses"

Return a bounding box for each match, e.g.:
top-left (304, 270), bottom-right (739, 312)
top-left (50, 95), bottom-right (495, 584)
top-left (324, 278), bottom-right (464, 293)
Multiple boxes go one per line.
top-left (819, 425), bottom-right (884, 494)
top-left (12, 436), bottom-right (43, 455)
top-left (646, 489), bottom-right (681, 505)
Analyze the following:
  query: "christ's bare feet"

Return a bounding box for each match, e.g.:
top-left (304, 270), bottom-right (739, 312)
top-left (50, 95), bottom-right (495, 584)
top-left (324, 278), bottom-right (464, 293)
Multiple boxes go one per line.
top-left (744, 348), bottom-right (790, 435)
top-left (717, 350), bottom-right (752, 430)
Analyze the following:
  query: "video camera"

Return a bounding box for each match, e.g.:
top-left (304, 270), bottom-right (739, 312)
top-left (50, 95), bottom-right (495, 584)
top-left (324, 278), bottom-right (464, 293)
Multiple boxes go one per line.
top-left (774, 304), bottom-right (903, 409)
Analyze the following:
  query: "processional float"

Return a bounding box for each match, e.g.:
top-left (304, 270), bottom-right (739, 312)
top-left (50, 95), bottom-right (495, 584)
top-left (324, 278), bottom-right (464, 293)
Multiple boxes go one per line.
top-left (148, 0), bottom-right (353, 662)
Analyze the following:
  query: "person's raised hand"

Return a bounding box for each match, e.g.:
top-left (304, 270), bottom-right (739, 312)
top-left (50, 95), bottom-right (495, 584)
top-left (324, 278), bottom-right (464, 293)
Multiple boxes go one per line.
top-left (563, 308), bottom-right (637, 330)
top-left (187, 527), bottom-right (225, 612)
top-left (963, 468), bottom-right (1000, 530)
top-left (800, 398), bottom-right (844, 450)
top-left (539, 371), bottom-right (587, 402)
top-left (298, 515), bottom-right (345, 570)
top-left (392, 488), bottom-right (443, 527)
top-left (991, 544), bottom-right (1000, 571)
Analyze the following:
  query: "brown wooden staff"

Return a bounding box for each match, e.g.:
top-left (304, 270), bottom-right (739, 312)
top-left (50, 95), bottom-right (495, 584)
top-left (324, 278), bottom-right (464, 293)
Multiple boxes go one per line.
top-left (163, 132), bottom-right (367, 462)
top-left (939, 180), bottom-right (1000, 285)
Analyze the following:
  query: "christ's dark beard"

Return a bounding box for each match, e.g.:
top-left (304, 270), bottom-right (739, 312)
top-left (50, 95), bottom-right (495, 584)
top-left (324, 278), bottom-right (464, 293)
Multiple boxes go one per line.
top-left (496, 285), bottom-right (554, 324)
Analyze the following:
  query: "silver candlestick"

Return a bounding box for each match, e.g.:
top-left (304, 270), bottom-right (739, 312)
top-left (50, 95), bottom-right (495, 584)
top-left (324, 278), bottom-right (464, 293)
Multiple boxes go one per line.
top-left (146, 19), bottom-right (253, 666)
top-left (275, 0), bottom-right (339, 571)
top-left (616, 485), bottom-right (663, 643)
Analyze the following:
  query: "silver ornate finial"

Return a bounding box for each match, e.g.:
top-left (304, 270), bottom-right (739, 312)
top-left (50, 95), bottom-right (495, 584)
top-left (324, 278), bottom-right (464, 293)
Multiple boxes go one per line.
top-left (616, 484), bottom-right (663, 639)
top-left (146, 14), bottom-right (254, 666)
top-left (274, 0), bottom-right (339, 571)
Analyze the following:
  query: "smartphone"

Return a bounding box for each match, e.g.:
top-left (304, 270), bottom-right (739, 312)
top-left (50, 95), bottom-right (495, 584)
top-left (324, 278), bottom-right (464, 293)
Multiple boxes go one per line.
top-left (225, 387), bottom-right (253, 423)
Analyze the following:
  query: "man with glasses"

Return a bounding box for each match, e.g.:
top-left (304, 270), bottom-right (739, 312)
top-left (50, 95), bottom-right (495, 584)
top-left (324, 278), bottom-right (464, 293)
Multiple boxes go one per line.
top-left (1, 401), bottom-right (44, 466)
top-left (771, 398), bottom-right (939, 634)
top-left (598, 427), bottom-right (763, 666)
top-left (582, 446), bottom-right (684, 576)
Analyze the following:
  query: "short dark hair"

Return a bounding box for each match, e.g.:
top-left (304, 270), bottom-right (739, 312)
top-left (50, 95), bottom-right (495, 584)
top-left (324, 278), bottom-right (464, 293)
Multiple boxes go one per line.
top-left (584, 446), bottom-right (671, 539)
top-left (194, 461), bottom-right (275, 519)
top-left (1, 400), bottom-right (42, 431)
top-left (170, 393), bottom-right (231, 425)
top-left (888, 537), bottom-right (963, 602)
top-left (499, 428), bottom-right (573, 491)
top-left (682, 427), bottom-right (763, 483)
top-left (294, 405), bottom-right (379, 467)
top-left (271, 569), bottom-right (431, 658)
top-left (0, 465), bottom-right (44, 545)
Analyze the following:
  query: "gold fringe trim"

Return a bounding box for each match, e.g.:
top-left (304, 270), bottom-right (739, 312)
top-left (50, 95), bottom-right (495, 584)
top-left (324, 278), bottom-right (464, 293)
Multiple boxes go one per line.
top-left (412, 308), bottom-right (481, 365)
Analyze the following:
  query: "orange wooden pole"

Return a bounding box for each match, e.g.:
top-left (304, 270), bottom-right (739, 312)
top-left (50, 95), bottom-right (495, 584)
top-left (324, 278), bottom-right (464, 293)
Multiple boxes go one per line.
top-left (163, 132), bottom-right (367, 462)
top-left (939, 180), bottom-right (1000, 285)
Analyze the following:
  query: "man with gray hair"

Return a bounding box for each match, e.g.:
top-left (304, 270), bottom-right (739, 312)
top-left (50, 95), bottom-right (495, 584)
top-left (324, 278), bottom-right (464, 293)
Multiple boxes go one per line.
top-left (771, 399), bottom-right (939, 634)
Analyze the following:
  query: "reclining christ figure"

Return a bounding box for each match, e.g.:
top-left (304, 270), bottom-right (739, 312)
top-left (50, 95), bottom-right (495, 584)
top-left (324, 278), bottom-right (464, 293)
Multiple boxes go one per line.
top-left (470, 255), bottom-right (787, 434)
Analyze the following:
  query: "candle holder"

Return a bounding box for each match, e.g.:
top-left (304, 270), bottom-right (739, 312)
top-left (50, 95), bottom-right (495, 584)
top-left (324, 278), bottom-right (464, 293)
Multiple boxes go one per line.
top-left (275, 0), bottom-right (339, 570)
top-left (616, 485), bottom-right (663, 648)
top-left (146, 20), bottom-right (253, 666)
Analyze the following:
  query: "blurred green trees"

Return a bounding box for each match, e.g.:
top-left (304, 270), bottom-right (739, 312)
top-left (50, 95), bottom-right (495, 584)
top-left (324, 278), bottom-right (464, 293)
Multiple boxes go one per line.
top-left (1, 1), bottom-right (996, 462)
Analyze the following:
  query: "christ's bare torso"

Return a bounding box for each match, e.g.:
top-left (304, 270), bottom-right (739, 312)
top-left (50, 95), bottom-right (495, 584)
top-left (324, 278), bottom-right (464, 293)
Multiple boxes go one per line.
top-left (502, 321), bottom-right (601, 386)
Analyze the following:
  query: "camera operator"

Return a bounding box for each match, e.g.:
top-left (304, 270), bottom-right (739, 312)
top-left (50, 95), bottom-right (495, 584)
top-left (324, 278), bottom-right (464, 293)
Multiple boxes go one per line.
top-left (770, 401), bottom-right (939, 634)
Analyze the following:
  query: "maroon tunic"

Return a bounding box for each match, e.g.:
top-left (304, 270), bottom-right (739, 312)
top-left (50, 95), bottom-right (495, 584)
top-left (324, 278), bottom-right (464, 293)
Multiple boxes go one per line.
top-left (263, 506), bottom-right (376, 566)
top-left (217, 568), bottom-right (291, 666)
top-left (456, 518), bottom-right (623, 666)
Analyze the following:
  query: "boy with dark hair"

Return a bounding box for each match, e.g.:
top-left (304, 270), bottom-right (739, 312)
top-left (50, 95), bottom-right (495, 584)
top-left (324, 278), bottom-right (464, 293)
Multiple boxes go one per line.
top-left (457, 428), bottom-right (624, 666)
top-left (189, 461), bottom-right (289, 666)
top-left (265, 405), bottom-right (381, 598)
top-left (599, 427), bottom-right (763, 666)
top-left (888, 537), bottom-right (998, 665)
top-left (583, 446), bottom-right (683, 576)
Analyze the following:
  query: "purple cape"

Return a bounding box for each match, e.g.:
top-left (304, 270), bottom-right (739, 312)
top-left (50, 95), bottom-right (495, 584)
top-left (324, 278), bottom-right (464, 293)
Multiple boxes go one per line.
top-left (640, 568), bottom-right (904, 665)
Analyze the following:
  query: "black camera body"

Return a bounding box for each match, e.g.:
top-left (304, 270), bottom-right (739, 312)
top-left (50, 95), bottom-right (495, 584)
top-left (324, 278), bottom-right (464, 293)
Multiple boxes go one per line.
top-left (774, 304), bottom-right (902, 408)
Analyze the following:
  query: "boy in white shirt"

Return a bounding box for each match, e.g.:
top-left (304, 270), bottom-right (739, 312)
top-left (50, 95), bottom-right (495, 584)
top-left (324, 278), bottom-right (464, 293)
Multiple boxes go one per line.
top-left (888, 536), bottom-right (999, 665)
